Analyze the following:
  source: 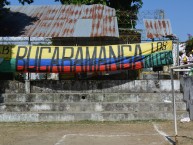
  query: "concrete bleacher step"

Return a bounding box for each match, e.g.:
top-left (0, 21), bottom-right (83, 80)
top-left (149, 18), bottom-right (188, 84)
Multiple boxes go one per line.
top-left (0, 92), bottom-right (188, 122)
top-left (0, 111), bottom-right (189, 122)
top-left (1, 80), bottom-right (181, 94)
top-left (1, 93), bottom-right (184, 103)
top-left (0, 102), bottom-right (187, 112)
top-left (142, 72), bottom-right (171, 80)
top-left (0, 80), bottom-right (188, 122)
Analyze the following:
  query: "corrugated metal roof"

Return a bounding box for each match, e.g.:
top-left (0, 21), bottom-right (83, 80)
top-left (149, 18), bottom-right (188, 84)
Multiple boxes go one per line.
top-left (144, 19), bottom-right (172, 39)
top-left (2, 4), bottom-right (119, 37)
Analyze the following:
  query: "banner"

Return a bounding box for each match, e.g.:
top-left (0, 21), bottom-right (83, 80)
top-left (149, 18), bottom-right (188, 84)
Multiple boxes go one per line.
top-left (0, 41), bottom-right (173, 73)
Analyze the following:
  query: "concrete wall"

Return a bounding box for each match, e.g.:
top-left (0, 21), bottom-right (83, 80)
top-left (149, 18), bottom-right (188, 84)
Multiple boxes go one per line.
top-left (0, 80), bottom-right (181, 93)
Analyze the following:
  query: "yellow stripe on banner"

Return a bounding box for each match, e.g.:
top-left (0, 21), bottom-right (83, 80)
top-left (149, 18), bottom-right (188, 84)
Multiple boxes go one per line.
top-left (1, 41), bottom-right (172, 59)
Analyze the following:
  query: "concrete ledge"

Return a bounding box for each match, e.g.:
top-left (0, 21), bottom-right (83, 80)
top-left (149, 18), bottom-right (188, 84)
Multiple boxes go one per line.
top-left (0, 111), bottom-right (189, 122)
top-left (0, 80), bottom-right (181, 93)
top-left (0, 112), bottom-right (39, 122)
top-left (0, 102), bottom-right (186, 112)
top-left (2, 93), bottom-right (184, 103)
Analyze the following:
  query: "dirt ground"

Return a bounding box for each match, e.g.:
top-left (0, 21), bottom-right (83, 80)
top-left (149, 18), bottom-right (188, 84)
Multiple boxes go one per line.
top-left (0, 121), bottom-right (193, 145)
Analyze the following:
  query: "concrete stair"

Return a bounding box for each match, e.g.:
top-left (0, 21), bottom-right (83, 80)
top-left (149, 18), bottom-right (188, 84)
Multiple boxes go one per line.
top-left (0, 92), bottom-right (188, 122)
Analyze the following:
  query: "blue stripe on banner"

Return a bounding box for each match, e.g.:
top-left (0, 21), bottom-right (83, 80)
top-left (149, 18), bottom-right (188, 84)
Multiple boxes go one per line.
top-left (16, 56), bottom-right (145, 66)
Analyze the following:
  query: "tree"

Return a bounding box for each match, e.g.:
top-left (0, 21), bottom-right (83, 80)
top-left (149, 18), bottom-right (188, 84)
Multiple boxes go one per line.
top-left (1, 0), bottom-right (143, 12)
top-left (0, 0), bottom-right (34, 6)
top-left (0, 0), bottom-right (33, 17)
top-left (0, 0), bottom-right (10, 8)
top-left (186, 35), bottom-right (193, 53)
top-left (55, 0), bottom-right (143, 11)
top-left (0, 0), bottom-right (9, 18)
top-left (18, 0), bottom-right (34, 5)
top-left (55, 0), bottom-right (105, 5)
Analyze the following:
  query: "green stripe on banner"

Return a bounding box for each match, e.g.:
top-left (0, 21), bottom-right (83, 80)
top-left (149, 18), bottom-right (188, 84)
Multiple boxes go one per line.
top-left (0, 59), bottom-right (16, 72)
top-left (144, 50), bottom-right (173, 68)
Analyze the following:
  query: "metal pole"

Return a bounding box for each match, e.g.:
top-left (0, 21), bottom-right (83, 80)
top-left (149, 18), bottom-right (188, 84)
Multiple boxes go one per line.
top-left (28, 37), bottom-right (31, 80)
top-left (170, 63), bottom-right (193, 144)
top-left (25, 37), bottom-right (31, 94)
top-left (176, 38), bottom-right (180, 79)
top-left (170, 69), bottom-right (178, 143)
top-left (171, 69), bottom-right (177, 136)
top-left (171, 63), bottom-right (193, 69)
top-left (176, 38), bottom-right (179, 66)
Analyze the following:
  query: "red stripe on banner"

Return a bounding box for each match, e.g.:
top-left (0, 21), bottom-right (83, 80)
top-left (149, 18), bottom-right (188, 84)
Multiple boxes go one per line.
top-left (17, 62), bottom-right (143, 73)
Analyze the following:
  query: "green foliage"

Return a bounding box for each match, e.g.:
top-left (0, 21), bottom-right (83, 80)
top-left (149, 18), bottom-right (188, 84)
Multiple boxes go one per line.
top-left (0, 0), bottom-right (10, 7)
top-left (0, 0), bottom-right (33, 7)
top-left (55, 0), bottom-right (143, 11)
top-left (1, 0), bottom-right (143, 11)
top-left (55, 0), bottom-right (106, 5)
top-left (17, 0), bottom-right (34, 5)
top-left (0, 0), bottom-right (9, 18)
top-left (0, 0), bottom-right (34, 18)
top-left (186, 38), bottom-right (193, 53)
top-left (107, 0), bottom-right (143, 11)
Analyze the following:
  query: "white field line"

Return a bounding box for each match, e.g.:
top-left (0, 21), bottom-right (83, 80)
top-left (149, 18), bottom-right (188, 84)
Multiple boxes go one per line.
top-left (54, 135), bottom-right (67, 145)
top-left (54, 133), bottom-right (159, 145)
top-left (153, 123), bottom-right (173, 144)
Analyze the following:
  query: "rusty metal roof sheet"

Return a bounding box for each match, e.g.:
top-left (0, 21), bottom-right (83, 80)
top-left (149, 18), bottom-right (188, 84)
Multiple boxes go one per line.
top-left (2, 4), bottom-right (119, 37)
top-left (144, 19), bottom-right (172, 39)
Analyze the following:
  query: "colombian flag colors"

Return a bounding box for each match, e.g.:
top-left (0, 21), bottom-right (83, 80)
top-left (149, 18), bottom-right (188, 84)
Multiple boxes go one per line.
top-left (0, 41), bottom-right (173, 73)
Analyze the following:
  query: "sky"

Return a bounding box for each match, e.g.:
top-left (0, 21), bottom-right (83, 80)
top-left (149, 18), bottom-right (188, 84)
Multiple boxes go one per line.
top-left (9, 0), bottom-right (193, 42)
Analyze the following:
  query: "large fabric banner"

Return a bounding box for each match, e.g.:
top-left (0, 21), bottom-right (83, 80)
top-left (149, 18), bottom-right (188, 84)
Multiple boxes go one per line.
top-left (0, 41), bottom-right (173, 73)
